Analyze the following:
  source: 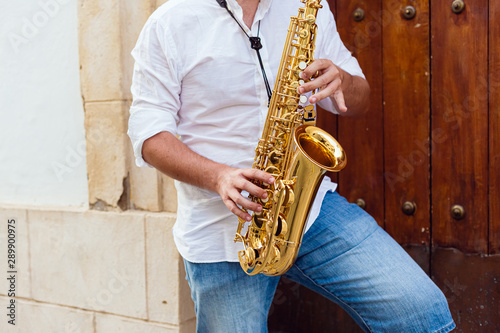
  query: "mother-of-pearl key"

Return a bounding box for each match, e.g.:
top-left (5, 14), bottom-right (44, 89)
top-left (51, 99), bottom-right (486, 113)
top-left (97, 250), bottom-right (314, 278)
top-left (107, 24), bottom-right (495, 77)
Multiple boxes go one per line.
top-left (298, 63), bottom-right (309, 104)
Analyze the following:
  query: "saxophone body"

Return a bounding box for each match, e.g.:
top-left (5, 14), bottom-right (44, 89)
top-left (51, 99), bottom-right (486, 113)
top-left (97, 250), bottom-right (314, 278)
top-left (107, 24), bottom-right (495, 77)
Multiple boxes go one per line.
top-left (234, 0), bottom-right (347, 276)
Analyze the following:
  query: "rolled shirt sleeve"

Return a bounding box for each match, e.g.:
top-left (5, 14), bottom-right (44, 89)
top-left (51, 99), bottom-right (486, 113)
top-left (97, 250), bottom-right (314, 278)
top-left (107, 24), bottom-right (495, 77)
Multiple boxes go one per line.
top-left (128, 19), bottom-right (181, 167)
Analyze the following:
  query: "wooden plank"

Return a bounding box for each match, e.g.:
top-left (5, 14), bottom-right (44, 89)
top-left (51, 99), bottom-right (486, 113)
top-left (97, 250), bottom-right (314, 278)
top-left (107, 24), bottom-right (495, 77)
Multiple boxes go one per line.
top-left (403, 245), bottom-right (430, 275)
top-left (430, 0), bottom-right (489, 253)
top-left (327, 0), bottom-right (336, 16)
top-left (268, 278), bottom-right (363, 333)
top-left (490, 0), bottom-right (500, 254)
top-left (381, 1), bottom-right (431, 253)
top-left (336, 0), bottom-right (385, 225)
top-left (432, 248), bottom-right (500, 332)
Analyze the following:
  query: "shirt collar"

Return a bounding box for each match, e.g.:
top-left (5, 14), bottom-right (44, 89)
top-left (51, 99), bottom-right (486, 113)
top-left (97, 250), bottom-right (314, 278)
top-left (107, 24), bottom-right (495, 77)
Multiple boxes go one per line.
top-left (255, 0), bottom-right (273, 23)
top-left (225, 0), bottom-right (273, 30)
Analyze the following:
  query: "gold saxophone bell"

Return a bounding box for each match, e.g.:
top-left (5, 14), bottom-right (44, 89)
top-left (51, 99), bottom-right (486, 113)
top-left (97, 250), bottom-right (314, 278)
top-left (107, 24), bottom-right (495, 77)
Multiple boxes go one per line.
top-left (234, 0), bottom-right (346, 276)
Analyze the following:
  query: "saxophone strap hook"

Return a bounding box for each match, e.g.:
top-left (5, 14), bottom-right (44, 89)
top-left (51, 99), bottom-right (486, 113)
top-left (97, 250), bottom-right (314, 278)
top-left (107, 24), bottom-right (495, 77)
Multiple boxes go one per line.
top-left (216, 0), bottom-right (272, 103)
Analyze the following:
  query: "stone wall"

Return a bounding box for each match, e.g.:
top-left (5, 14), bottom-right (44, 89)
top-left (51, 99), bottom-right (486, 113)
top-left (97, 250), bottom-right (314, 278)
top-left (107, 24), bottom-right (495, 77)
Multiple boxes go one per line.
top-left (79, 0), bottom-right (177, 212)
top-left (1, 0), bottom-right (194, 331)
top-left (0, 206), bottom-right (195, 332)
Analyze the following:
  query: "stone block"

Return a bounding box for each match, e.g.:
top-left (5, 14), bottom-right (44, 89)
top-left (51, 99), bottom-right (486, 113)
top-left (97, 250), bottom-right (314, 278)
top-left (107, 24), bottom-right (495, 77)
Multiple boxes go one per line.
top-left (120, 0), bottom-right (157, 101)
top-left (85, 101), bottom-right (128, 208)
top-left (160, 172), bottom-right (178, 213)
top-left (129, 147), bottom-right (162, 212)
top-left (180, 318), bottom-right (196, 333)
top-left (78, 0), bottom-right (123, 101)
top-left (145, 213), bottom-right (195, 325)
top-left (0, 297), bottom-right (93, 332)
top-left (155, 0), bottom-right (169, 8)
top-left (127, 140), bottom-right (178, 213)
top-left (79, 0), bottom-right (156, 102)
top-left (29, 209), bottom-right (147, 319)
top-left (95, 313), bottom-right (179, 333)
top-left (0, 207), bottom-right (30, 299)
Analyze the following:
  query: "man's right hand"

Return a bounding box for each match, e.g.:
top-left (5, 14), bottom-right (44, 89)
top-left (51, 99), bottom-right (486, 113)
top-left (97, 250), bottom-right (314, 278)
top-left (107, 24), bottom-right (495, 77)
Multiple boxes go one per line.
top-left (142, 132), bottom-right (275, 222)
top-left (215, 167), bottom-right (275, 222)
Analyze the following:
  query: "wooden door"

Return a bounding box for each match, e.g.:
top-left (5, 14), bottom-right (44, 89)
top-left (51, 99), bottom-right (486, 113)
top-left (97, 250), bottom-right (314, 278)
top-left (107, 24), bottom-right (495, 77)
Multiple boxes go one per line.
top-left (269, 1), bottom-right (500, 332)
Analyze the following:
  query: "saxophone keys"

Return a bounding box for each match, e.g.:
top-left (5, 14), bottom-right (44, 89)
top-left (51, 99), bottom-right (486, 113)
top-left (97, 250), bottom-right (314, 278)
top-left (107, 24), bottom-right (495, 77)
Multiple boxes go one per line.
top-left (299, 29), bottom-right (309, 38)
top-left (273, 183), bottom-right (295, 207)
top-left (235, 213), bottom-right (248, 239)
top-left (250, 230), bottom-right (264, 249)
top-left (306, 14), bottom-right (316, 24)
top-left (271, 244), bottom-right (281, 264)
top-left (303, 105), bottom-right (316, 124)
top-left (258, 192), bottom-right (273, 209)
top-left (281, 112), bottom-right (294, 123)
top-left (253, 213), bottom-right (267, 229)
top-left (245, 248), bottom-right (257, 265)
top-left (276, 214), bottom-right (288, 237)
top-left (266, 220), bottom-right (274, 234)
top-left (285, 186), bottom-right (295, 206)
top-left (268, 150), bottom-right (281, 165)
top-left (264, 165), bottom-right (280, 177)
top-left (298, 61), bottom-right (308, 70)
top-left (286, 99), bottom-right (298, 111)
top-left (300, 95), bottom-right (308, 104)
top-left (261, 195), bottom-right (269, 204)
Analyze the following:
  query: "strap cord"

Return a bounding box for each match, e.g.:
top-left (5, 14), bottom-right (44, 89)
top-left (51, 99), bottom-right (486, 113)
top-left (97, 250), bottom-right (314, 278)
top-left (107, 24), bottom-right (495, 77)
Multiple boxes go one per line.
top-left (217, 0), bottom-right (273, 103)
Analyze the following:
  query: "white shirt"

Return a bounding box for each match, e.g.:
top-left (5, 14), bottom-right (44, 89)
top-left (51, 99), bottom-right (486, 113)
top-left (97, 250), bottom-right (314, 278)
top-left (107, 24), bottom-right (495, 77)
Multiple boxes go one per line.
top-left (128, 0), bottom-right (365, 262)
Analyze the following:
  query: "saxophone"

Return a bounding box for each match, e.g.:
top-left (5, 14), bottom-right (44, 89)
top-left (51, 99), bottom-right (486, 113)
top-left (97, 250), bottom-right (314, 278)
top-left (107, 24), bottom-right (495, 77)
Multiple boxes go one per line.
top-left (234, 0), bottom-right (346, 276)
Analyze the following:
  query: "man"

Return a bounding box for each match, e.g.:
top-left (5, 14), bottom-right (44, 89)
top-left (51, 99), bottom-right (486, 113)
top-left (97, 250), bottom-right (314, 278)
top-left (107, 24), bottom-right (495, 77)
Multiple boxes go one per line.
top-left (128, 0), bottom-right (455, 331)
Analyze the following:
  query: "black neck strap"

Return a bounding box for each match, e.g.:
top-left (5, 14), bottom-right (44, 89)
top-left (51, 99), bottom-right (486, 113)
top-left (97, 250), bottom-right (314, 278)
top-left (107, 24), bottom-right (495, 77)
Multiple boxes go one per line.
top-left (217, 0), bottom-right (272, 103)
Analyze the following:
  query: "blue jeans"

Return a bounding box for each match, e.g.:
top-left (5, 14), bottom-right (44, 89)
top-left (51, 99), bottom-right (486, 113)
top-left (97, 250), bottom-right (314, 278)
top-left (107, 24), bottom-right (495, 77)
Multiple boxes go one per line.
top-left (184, 191), bottom-right (456, 332)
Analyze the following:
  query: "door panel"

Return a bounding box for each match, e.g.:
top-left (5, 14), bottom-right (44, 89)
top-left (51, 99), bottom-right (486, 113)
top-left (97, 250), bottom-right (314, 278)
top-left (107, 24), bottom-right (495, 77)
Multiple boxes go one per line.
top-left (430, 0), bottom-right (489, 253)
top-left (336, 0), bottom-right (385, 226)
top-left (489, 0), bottom-right (500, 255)
top-left (382, 0), bottom-right (431, 271)
top-left (270, 0), bottom-right (499, 331)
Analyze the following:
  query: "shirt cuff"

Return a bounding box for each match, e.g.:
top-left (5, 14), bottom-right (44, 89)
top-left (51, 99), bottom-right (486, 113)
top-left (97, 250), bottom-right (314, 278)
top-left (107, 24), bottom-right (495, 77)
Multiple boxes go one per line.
top-left (127, 107), bottom-right (178, 168)
top-left (338, 56), bottom-right (365, 80)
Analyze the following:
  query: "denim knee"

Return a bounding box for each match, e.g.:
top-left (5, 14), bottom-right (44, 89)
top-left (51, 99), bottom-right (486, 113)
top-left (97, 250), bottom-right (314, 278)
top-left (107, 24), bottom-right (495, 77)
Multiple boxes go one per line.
top-left (389, 275), bottom-right (455, 333)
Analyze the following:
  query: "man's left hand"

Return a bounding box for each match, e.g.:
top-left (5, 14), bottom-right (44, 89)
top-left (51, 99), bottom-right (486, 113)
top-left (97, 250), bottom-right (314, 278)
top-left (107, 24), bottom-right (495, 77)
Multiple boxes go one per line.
top-left (297, 59), bottom-right (350, 113)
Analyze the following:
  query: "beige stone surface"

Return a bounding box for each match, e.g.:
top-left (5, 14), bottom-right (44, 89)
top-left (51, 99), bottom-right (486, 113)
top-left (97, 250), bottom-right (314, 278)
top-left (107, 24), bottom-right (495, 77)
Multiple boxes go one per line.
top-left (129, 149), bottom-right (162, 212)
top-left (0, 207), bottom-right (30, 299)
top-left (180, 318), bottom-right (196, 333)
top-left (120, 0), bottom-right (157, 101)
top-left (0, 297), bottom-right (94, 333)
top-left (95, 313), bottom-right (180, 333)
top-left (80, 0), bottom-right (181, 211)
top-left (127, 130), bottom-right (178, 213)
top-left (78, 0), bottom-right (123, 102)
top-left (85, 101), bottom-right (129, 208)
top-left (160, 172), bottom-right (178, 213)
top-left (155, 0), bottom-right (169, 8)
top-left (78, 0), bottom-right (156, 102)
top-left (29, 209), bottom-right (147, 319)
top-left (145, 213), bottom-right (195, 325)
